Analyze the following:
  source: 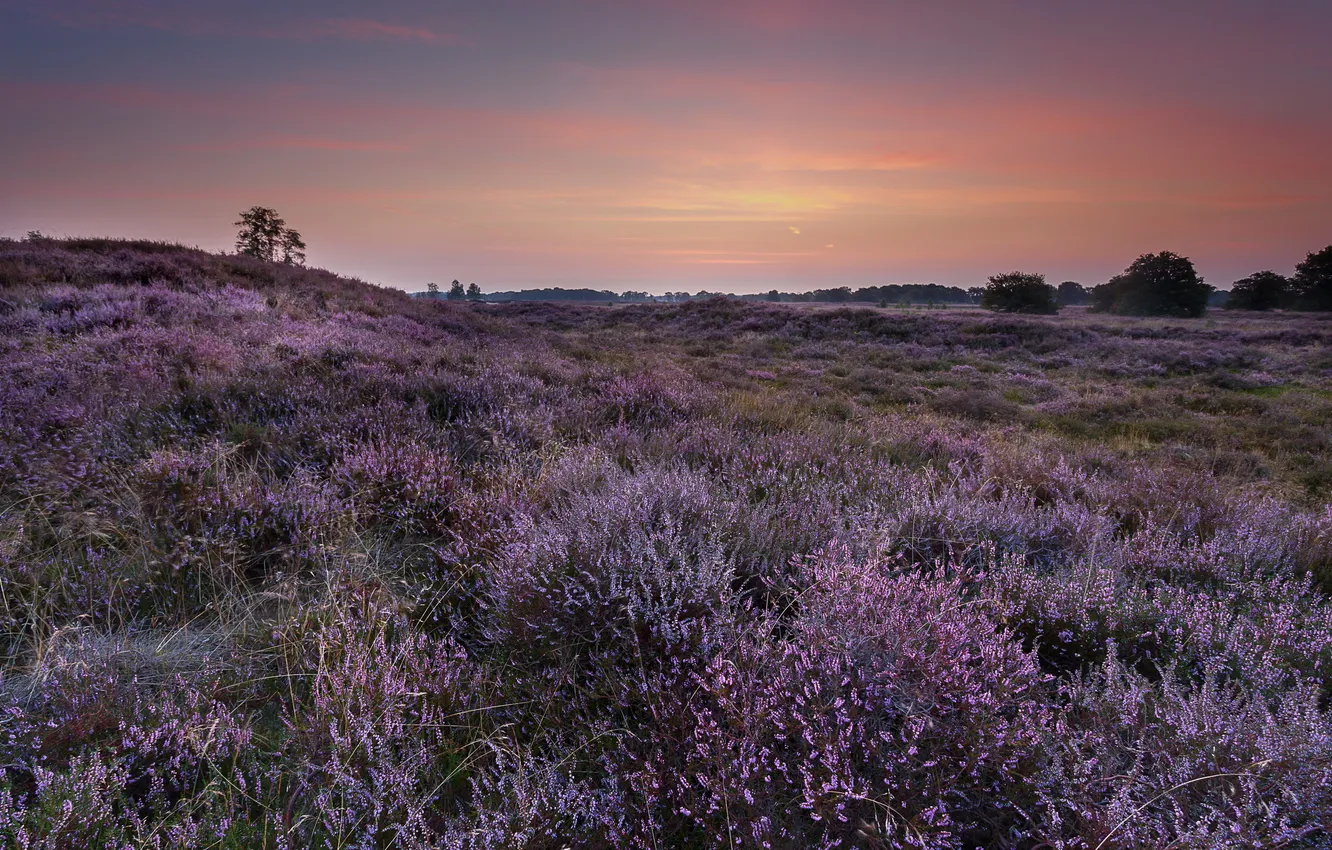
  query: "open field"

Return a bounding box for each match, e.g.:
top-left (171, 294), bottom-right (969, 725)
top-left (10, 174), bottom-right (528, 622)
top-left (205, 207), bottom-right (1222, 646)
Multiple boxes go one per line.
top-left (2, 239), bottom-right (1332, 848)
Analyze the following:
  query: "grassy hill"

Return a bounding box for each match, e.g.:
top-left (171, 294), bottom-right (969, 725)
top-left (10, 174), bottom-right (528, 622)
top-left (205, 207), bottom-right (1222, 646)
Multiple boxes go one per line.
top-left (2, 237), bottom-right (1331, 848)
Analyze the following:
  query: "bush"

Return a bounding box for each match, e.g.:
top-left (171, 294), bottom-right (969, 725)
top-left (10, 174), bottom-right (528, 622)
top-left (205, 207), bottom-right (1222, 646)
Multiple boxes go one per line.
top-left (1090, 252), bottom-right (1211, 317)
top-left (1225, 270), bottom-right (1291, 310)
top-left (980, 272), bottom-right (1059, 314)
top-left (1293, 244), bottom-right (1332, 311)
top-left (1056, 280), bottom-right (1089, 306)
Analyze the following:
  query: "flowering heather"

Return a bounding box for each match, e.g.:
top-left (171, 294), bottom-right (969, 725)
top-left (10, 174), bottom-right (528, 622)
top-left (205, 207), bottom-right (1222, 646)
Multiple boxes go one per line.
top-left (2, 237), bottom-right (1332, 848)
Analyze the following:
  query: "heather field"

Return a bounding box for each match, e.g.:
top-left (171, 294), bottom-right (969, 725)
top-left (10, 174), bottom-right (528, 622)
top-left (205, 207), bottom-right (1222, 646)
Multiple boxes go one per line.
top-left (4, 238), bottom-right (1332, 849)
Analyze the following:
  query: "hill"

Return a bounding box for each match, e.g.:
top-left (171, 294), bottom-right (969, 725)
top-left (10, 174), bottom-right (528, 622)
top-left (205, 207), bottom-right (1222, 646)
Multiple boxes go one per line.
top-left (2, 237), bottom-right (1332, 847)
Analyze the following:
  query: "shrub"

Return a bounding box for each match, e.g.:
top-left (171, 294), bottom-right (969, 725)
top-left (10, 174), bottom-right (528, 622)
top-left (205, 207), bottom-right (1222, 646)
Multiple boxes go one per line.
top-left (619, 550), bottom-right (1050, 849)
top-left (1225, 270), bottom-right (1291, 311)
top-left (1056, 280), bottom-right (1089, 306)
top-left (980, 272), bottom-right (1059, 314)
top-left (1091, 252), bottom-right (1211, 317)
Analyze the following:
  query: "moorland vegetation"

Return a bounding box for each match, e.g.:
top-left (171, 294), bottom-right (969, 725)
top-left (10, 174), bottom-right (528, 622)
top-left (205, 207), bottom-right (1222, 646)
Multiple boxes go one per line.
top-left (2, 237), bottom-right (1332, 848)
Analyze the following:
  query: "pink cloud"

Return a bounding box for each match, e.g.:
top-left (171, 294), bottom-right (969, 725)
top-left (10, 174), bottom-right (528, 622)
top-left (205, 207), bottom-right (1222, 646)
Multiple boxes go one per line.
top-left (17, 3), bottom-right (466, 46)
top-left (301, 18), bottom-right (467, 45)
top-left (176, 135), bottom-right (410, 154)
top-left (579, 0), bottom-right (880, 33)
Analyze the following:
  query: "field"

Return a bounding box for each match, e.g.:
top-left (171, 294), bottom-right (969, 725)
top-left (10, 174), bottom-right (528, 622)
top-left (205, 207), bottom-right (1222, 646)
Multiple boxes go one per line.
top-left (2, 238), bottom-right (1332, 849)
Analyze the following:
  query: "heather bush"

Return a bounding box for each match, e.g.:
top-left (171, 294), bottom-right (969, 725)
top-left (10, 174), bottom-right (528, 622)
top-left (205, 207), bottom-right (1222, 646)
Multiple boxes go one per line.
top-left (483, 459), bottom-right (739, 667)
top-left (614, 549), bottom-right (1050, 849)
top-left (284, 614), bottom-right (484, 849)
top-left (1037, 658), bottom-right (1332, 849)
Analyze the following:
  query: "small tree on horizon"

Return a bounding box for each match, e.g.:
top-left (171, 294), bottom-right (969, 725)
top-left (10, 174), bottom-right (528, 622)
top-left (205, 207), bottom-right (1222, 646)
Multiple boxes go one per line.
top-left (1225, 270), bottom-right (1290, 311)
top-left (234, 206), bottom-right (306, 266)
top-left (1293, 245), bottom-right (1332, 311)
top-left (426, 282), bottom-right (439, 296)
top-left (1090, 252), bottom-right (1210, 317)
top-left (980, 272), bottom-right (1059, 314)
top-left (448, 280), bottom-right (465, 300)
top-left (1057, 281), bottom-right (1089, 306)
top-left (467, 282), bottom-right (481, 300)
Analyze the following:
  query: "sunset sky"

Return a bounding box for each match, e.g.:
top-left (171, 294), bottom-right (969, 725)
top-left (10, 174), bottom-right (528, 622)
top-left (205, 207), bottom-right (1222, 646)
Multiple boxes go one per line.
top-left (2, 1), bottom-right (1330, 293)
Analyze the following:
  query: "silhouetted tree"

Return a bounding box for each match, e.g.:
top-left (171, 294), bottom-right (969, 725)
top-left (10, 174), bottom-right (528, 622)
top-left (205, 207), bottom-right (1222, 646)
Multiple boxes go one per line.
top-left (1293, 245), bottom-right (1332, 311)
top-left (279, 228), bottom-right (306, 266)
top-left (1090, 252), bottom-right (1210, 317)
top-left (1057, 281), bottom-right (1089, 306)
top-left (234, 207), bottom-right (306, 265)
top-left (426, 282), bottom-right (439, 296)
top-left (466, 282), bottom-right (481, 300)
top-left (980, 272), bottom-right (1059, 314)
top-left (1225, 271), bottom-right (1290, 311)
top-left (448, 280), bottom-right (465, 300)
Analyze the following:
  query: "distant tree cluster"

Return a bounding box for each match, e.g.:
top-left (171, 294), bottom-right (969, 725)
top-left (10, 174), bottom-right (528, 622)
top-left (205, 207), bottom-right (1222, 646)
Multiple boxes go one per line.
top-left (234, 207), bottom-right (306, 266)
top-left (421, 280), bottom-right (484, 300)
top-left (980, 272), bottom-right (1059, 314)
top-left (762, 283), bottom-right (974, 305)
top-left (1226, 271), bottom-right (1290, 311)
top-left (1090, 252), bottom-right (1211, 317)
top-left (1225, 245), bottom-right (1332, 311)
top-left (404, 242), bottom-right (1332, 317)
top-left (482, 287), bottom-right (622, 303)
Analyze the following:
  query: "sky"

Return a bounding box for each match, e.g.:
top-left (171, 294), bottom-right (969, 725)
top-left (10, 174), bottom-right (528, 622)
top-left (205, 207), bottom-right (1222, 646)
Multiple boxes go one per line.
top-left (2, 1), bottom-right (1331, 294)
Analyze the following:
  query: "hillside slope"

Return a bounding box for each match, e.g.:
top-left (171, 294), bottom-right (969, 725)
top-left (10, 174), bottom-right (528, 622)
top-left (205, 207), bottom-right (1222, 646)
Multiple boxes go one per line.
top-left (2, 238), bottom-right (1331, 848)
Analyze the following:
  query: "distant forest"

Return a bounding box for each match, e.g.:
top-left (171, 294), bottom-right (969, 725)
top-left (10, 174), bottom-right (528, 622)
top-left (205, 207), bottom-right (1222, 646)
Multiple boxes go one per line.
top-left (416, 282), bottom-right (982, 304)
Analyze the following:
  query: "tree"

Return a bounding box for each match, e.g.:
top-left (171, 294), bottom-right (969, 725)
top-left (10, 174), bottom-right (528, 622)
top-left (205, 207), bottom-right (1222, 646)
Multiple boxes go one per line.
top-left (234, 207), bottom-right (306, 265)
top-left (1090, 252), bottom-right (1210, 317)
top-left (979, 272), bottom-right (1059, 314)
top-left (1225, 271), bottom-right (1290, 311)
top-left (466, 282), bottom-right (481, 300)
top-left (1293, 245), bottom-right (1332, 311)
top-left (279, 228), bottom-right (306, 266)
top-left (426, 282), bottom-right (440, 296)
top-left (1057, 281), bottom-right (1089, 306)
top-left (448, 280), bottom-right (465, 300)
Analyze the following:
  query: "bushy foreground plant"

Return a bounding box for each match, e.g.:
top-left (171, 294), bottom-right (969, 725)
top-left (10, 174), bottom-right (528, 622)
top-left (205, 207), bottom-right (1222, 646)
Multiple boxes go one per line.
top-left (2, 238), bottom-right (1332, 848)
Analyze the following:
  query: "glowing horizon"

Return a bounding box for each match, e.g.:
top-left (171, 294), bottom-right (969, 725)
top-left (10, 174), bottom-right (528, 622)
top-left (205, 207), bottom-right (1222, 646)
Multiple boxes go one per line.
top-left (3, 0), bottom-right (1330, 294)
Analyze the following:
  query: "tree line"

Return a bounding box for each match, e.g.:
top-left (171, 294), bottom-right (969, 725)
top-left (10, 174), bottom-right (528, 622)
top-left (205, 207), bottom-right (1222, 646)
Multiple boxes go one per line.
top-left (979, 245), bottom-right (1332, 316)
top-left (232, 209), bottom-right (1328, 317)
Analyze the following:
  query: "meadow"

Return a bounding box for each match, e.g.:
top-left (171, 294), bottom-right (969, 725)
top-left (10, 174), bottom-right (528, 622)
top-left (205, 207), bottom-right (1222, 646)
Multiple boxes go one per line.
top-left (2, 238), bottom-right (1331, 849)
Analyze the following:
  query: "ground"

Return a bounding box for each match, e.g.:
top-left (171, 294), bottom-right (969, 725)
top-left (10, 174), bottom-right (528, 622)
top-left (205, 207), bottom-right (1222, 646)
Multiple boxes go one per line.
top-left (1, 239), bottom-right (1331, 849)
